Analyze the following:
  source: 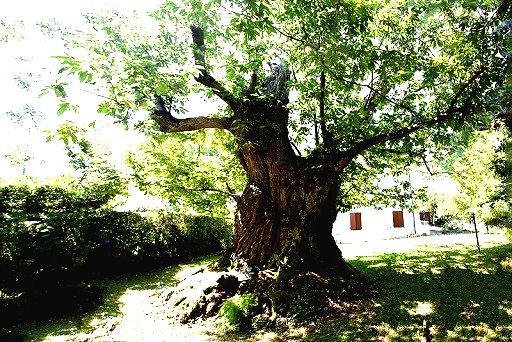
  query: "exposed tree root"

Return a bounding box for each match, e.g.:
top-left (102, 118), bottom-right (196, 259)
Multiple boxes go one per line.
top-left (164, 257), bottom-right (373, 328)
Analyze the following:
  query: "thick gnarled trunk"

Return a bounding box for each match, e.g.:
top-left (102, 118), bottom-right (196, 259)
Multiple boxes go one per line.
top-left (231, 100), bottom-right (345, 273)
top-left (233, 168), bottom-right (343, 270)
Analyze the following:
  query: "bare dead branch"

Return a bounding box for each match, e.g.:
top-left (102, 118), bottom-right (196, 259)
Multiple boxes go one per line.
top-left (190, 26), bottom-right (239, 110)
top-left (245, 71), bottom-right (258, 95)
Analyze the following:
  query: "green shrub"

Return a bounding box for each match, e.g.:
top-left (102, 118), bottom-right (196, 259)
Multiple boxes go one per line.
top-left (0, 184), bottom-right (233, 291)
top-left (219, 294), bottom-right (257, 326)
top-left (180, 215), bottom-right (233, 256)
top-left (0, 220), bottom-right (25, 269)
top-left (486, 202), bottom-right (512, 241)
top-left (433, 214), bottom-right (461, 230)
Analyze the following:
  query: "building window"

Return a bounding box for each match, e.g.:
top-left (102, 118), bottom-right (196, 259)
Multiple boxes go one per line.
top-left (420, 211), bottom-right (432, 223)
top-left (350, 212), bottom-right (362, 230)
top-left (392, 210), bottom-right (404, 228)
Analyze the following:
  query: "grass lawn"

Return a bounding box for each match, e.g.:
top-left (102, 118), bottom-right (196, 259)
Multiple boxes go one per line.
top-left (10, 239), bottom-right (512, 341)
top-left (308, 242), bottom-right (512, 341)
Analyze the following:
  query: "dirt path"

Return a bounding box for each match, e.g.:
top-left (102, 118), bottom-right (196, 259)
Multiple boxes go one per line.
top-left (42, 262), bottom-right (219, 342)
top-left (101, 283), bottom-right (215, 341)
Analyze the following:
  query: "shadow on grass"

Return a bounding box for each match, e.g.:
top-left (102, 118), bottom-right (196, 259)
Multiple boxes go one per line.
top-left (5, 243), bottom-right (512, 341)
top-left (307, 243), bottom-right (512, 341)
top-left (0, 255), bottom-right (218, 341)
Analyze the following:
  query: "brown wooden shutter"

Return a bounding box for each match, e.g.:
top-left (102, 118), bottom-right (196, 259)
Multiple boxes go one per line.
top-left (393, 210), bottom-right (404, 228)
top-left (419, 211), bottom-right (426, 221)
top-left (350, 212), bottom-right (362, 230)
top-left (420, 211), bottom-right (432, 223)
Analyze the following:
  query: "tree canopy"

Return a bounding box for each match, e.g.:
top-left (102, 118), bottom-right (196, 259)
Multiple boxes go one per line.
top-left (51, 0), bottom-right (510, 208)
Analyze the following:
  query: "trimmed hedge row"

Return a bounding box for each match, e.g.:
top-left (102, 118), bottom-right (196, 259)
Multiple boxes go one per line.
top-left (0, 185), bottom-right (233, 292)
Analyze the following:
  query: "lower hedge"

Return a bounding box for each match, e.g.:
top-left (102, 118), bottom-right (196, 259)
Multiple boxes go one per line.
top-left (0, 210), bottom-right (233, 292)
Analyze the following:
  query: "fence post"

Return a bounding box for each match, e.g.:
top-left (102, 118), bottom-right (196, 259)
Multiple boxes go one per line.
top-left (472, 213), bottom-right (481, 253)
top-left (422, 319), bottom-right (432, 342)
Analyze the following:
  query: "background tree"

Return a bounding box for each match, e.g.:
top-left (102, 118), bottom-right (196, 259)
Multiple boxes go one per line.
top-left (430, 131), bottom-right (502, 224)
top-left (488, 134), bottom-right (512, 235)
top-left (127, 129), bottom-right (246, 217)
top-left (52, 0), bottom-right (511, 313)
top-left (422, 131), bottom-right (503, 252)
top-left (450, 132), bottom-right (502, 236)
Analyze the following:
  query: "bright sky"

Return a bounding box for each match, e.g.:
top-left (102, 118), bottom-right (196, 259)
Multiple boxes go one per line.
top-left (0, 1), bottom-right (221, 185)
top-left (0, 0), bottom-right (229, 210)
top-left (1, 0), bottom-right (161, 21)
top-left (0, 1), bottom-right (171, 211)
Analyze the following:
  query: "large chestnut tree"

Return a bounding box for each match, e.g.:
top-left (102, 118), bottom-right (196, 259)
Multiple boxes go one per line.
top-left (55, 0), bottom-right (511, 276)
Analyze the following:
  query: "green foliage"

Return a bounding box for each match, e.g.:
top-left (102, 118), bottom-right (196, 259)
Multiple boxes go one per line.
top-left (44, 123), bottom-right (129, 203)
top-left (487, 137), bottom-right (512, 236)
top-left (424, 131), bottom-right (503, 226)
top-left (450, 132), bottom-right (502, 219)
top-left (0, 184), bottom-right (232, 293)
top-left (180, 215), bottom-right (234, 255)
top-left (433, 213), bottom-right (463, 231)
top-left (127, 130), bottom-right (245, 217)
top-left (0, 183), bottom-right (120, 277)
top-left (49, 0), bottom-right (511, 209)
top-left (488, 205), bottom-right (512, 241)
top-left (219, 294), bottom-right (257, 327)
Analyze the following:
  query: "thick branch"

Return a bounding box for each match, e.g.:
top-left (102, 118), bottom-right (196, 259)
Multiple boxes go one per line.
top-left (245, 71), bottom-right (258, 95)
top-left (334, 67), bottom-right (486, 171)
top-left (319, 70), bottom-right (333, 147)
top-left (152, 111), bottom-right (232, 133)
top-left (364, 84), bottom-right (391, 113)
top-left (313, 110), bottom-right (319, 145)
top-left (190, 26), bottom-right (239, 109)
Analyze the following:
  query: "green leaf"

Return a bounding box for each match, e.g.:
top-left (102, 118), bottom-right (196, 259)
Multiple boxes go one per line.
top-left (54, 84), bottom-right (67, 98)
top-left (57, 102), bottom-right (70, 115)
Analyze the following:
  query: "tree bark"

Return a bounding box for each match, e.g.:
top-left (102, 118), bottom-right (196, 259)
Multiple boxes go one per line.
top-left (229, 99), bottom-right (348, 274)
top-left (154, 26), bottom-right (351, 275)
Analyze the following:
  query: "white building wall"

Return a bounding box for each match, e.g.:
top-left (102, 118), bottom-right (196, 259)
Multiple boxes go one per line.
top-left (332, 207), bottom-right (432, 242)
